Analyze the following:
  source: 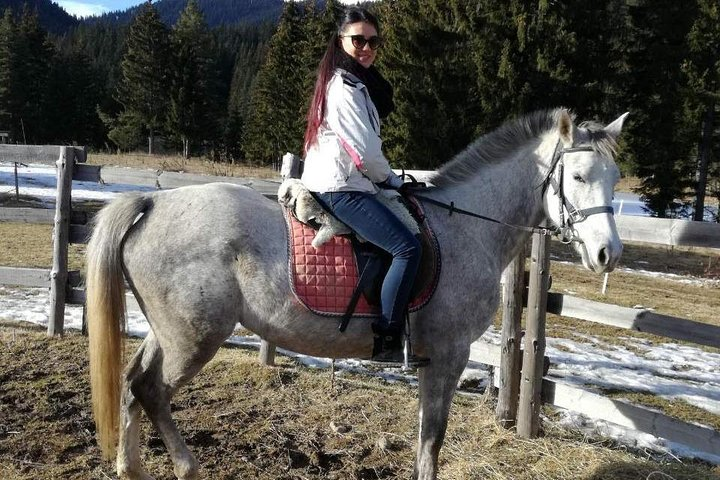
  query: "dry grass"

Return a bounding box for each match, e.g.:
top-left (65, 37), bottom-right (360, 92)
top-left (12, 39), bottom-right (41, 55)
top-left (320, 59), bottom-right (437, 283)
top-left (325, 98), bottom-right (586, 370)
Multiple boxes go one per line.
top-left (549, 240), bottom-right (720, 327)
top-left (1, 155), bottom-right (719, 476)
top-left (0, 223), bottom-right (85, 271)
top-left (616, 175), bottom-right (642, 194)
top-left (2, 222), bottom-right (719, 435)
top-left (87, 153), bottom-right (279, 179)
top-left (0, 325), bottom-right (717, 480)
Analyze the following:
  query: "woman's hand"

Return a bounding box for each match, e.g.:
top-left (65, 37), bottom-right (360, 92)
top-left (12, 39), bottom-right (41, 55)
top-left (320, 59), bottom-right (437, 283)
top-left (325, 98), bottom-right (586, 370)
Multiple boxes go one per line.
top-left (379, 173), bottom-right (404, 189)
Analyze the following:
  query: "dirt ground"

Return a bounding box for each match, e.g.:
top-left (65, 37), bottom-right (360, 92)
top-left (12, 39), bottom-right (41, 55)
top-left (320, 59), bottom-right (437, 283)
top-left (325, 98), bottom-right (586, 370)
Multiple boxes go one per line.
top-left (0, 324), bottom-right (718, 480)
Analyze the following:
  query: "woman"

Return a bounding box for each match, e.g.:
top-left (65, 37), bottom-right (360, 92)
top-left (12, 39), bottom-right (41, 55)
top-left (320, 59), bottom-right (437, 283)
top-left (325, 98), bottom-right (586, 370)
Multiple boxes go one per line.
top-left (301, 7), bottom-right (428, 366)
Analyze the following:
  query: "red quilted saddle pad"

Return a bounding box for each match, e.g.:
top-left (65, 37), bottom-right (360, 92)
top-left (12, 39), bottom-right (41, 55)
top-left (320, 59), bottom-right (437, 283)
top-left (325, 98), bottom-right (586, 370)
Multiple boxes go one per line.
top-left (284, 204), bottom-right (440, 317)
top-left (286, 211), bottom-right (377, 316)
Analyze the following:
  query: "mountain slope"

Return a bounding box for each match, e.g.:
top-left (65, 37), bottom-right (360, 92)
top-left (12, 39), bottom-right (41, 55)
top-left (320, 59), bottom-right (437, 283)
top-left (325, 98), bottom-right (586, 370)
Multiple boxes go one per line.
top-left (0, 0), bottom-right (78, 34)
top-left (91, 0), bottom-right (284, 27)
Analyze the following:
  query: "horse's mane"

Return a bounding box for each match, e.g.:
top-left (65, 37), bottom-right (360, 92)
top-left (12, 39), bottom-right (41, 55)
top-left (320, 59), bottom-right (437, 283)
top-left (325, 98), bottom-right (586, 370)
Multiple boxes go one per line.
top-left (431, 109), bottom-right (618, 187)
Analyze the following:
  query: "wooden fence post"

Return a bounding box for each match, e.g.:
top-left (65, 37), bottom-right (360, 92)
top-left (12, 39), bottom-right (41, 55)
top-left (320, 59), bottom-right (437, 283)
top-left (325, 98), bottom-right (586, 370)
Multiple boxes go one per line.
top-left (517, 231), bottom-right (550, 437)
top-left (48, 147), bottom-right (74, 336)
top-left (259, 339), bottom-right (276, 366)
top-left (495, 244), bottom-right (525, 428)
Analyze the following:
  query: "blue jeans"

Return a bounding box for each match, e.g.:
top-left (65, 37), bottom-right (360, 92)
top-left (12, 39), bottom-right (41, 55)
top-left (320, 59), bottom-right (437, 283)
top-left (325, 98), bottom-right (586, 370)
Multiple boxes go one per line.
top-left (316, 191), bottom-right (421, 331)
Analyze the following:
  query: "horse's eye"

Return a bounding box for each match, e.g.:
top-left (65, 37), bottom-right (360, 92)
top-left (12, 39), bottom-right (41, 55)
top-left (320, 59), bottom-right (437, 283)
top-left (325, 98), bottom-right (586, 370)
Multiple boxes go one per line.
top-left (573, 174), bottom-right (586, 183)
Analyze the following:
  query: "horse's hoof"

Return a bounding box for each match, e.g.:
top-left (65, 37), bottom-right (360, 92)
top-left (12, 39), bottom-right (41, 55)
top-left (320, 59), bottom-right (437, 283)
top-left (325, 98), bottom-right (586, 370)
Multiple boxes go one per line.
top-left (173, 455), bottom-right (200, 480)
top-left (117, 467), bottom-right (155, 480)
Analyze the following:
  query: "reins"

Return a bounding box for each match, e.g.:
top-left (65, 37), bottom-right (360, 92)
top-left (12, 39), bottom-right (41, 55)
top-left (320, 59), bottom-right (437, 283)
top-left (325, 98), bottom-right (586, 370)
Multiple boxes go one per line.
top-left (404, 140), bottom-right (614, 244)
top-left (409, 193), bottom-right (558, 237)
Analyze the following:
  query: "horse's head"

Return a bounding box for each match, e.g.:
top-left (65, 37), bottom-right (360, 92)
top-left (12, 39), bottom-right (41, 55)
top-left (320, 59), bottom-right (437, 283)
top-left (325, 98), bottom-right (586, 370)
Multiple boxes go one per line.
top-left (543, 110), bottom-right (629, 274)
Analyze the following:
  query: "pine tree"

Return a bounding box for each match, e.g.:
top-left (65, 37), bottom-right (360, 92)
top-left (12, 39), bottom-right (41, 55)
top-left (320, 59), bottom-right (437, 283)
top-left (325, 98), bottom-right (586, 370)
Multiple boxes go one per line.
top-left (683, 0), bottom-right (719, 221)
top-left (167, 0), bottom-right (216, 158)
top-left (243, 1), bottom-right (306, 164)
top-left (0, 9), bottom-right (16, 136)
top-left (298, 0), bottom-right (339, 109)
top-left (43, 50), bottom-right (105, 145)
top-left (379, 0), bottom-right (628, 169)
top-left (621, 0), bottom-right (698, 217)
top-left (377, 0), bottom-right (481, 168)
top-left (115, 1), bottom-right (171, 153)
top-left (14, 5), bottom-right (55, 143)
top-left (225, 38), bottom-right (267, 161)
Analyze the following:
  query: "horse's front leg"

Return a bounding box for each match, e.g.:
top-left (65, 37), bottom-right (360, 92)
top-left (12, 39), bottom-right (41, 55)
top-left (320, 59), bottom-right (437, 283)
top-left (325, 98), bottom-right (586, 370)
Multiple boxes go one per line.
top-left (413, 343), bottom-right (470, 480)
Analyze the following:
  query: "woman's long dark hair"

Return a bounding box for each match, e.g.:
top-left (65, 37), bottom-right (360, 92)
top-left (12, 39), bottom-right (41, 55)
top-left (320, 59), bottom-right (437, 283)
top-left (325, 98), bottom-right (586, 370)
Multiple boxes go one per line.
top-left (303, 7), bottom-right (380, 154)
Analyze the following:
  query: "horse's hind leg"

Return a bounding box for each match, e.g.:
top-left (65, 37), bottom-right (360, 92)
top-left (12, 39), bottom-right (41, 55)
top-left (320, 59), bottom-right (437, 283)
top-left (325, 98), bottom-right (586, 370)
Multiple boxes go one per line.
top-left (117, 336), bottom-right (155, 480)
top-left (125, 322), bottom-right (234, 480)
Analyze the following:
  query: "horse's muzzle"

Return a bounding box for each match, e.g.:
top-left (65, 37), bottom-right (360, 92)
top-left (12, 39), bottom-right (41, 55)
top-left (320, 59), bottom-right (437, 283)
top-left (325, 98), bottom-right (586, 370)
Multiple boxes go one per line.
top-left (590, 239), bottom-right (623, 273)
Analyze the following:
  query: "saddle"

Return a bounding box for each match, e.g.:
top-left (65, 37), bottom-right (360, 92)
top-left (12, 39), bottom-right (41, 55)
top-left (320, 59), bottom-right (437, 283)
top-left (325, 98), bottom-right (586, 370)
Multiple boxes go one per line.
top-left (284, 195), bottom-right (441, 327)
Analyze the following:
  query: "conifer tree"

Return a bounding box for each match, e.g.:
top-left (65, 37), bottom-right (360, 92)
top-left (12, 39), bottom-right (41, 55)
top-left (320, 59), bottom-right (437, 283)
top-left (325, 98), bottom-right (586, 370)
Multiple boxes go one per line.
top-left (0, 9), bottom-right (16, 136)
top-left (14, 5), bottom-right (54, 143)
top-left (377, 0), bottom-right (481, 168)
top-left (298, 0), bottom-right (339, 110)
top-left (243, 1), bottom-right (306, 164)
top-left (683, 0), bottom-right (719, 221)
top-left (225, 39), bottom-right (266, 161)
top-left (167, 0), bottom-right (216, 158)
top-left (379, 0), bottom-right (628, 169)
top-left (621, 0), bottom-right (697, 217)
top-left (44, 50), bottom-right (104, 145)
top-left (115, 1), bottom-right (170, 153)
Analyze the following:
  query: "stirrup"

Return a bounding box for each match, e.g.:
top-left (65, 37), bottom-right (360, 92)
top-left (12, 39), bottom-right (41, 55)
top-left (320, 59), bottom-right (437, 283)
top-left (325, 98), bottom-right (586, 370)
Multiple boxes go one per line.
top-left (402, 332), bottom-right (430, 370)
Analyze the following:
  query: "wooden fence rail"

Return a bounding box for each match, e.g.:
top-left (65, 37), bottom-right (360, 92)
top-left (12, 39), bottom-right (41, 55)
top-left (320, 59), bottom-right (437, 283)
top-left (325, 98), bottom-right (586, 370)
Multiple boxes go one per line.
top-left (615, 215), bottom-right (720, 248)
top-left (1, 155), bottom-right (720, 459)
top-left (546, 292), bottom-right (720, 348)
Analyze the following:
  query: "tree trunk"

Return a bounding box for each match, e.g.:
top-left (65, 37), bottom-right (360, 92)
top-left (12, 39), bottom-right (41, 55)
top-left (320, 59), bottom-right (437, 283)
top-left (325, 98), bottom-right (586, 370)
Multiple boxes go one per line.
top-left (693, 103), bottom-right (715, 221)
top-left (148, 130), bottom-right (154, 155)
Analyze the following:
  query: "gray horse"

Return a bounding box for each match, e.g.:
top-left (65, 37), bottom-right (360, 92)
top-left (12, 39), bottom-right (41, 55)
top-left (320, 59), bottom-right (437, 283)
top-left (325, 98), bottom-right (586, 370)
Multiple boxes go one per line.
top-left (86, 108), bottom-right (628, 480)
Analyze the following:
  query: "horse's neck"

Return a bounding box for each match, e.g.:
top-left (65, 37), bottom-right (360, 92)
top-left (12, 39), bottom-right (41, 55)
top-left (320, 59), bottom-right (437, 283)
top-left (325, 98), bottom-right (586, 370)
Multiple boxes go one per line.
top-left (439, 137), bottom-right (554, 266)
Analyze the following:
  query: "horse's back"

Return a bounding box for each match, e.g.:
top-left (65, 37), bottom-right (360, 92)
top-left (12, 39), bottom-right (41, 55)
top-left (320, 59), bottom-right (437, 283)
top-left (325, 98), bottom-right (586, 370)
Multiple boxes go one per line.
top-left (119, 182), bottom-right (288, 332)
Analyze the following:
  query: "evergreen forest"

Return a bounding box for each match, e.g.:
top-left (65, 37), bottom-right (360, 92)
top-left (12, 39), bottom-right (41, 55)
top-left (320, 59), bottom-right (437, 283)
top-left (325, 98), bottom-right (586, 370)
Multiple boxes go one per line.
top-left (0, 0), bottom-right (717, 220)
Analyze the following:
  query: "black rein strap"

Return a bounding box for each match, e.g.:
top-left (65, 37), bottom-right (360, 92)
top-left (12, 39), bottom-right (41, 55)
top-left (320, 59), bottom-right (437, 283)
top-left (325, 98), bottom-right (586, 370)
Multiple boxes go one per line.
top-left (402, 141), bottom-right (614, 242)
top-left (409, 193), bottom-right (558, 237)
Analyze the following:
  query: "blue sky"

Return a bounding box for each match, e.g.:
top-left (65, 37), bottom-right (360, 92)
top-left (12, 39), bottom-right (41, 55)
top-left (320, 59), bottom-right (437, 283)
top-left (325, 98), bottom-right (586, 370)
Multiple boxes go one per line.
top-left (55, 1), bottom-right (146, 18)
top-left (54, 0), bottom-right (366, 19)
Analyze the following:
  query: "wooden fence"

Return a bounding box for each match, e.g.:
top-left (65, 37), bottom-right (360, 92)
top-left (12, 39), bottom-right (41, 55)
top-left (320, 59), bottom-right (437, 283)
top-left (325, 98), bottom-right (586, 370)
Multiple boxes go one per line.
top-left (487, 223), bottom-right (720, 458)
top-left (1, 147), bottom-right (719, 460)
top-left (0, 145), bottom-right (279, 330)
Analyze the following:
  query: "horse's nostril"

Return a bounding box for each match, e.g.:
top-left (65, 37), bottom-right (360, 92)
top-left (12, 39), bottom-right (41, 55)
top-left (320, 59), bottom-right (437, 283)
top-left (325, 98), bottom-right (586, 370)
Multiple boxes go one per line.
top-left (598, 247), bottom-right (609, 266)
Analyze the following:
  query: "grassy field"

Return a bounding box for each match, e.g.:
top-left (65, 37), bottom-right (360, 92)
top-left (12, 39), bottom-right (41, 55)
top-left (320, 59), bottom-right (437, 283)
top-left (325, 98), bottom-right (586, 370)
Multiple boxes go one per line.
top-left (1, 220), bottom-right (719, 474)
top-left (87, 152), bottom-right (280, 179)
top-left (0, 325), bottom-right (718, 480)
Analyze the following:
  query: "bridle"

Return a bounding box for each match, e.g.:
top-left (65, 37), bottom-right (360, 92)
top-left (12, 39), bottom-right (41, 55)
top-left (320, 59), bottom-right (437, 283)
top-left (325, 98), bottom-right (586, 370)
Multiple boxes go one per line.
top-left (541, 140), bottom-right (614, 243)
top-left (407, 139), bottom-right (615, 244)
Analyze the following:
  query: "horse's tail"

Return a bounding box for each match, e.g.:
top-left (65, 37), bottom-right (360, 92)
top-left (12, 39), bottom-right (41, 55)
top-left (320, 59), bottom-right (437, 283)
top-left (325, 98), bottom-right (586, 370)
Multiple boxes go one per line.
top-left (86, 192), bottom-right (150, 460)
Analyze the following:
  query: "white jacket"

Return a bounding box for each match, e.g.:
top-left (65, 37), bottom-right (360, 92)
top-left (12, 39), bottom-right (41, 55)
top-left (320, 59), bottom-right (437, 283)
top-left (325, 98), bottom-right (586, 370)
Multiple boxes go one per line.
top-left (301, 69), bottom-right (400, 193)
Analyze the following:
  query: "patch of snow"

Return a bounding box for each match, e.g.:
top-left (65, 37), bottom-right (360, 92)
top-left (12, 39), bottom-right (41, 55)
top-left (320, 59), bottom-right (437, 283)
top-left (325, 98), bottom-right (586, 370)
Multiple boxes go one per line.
top-left (553, 409), bottom-right (720, 465)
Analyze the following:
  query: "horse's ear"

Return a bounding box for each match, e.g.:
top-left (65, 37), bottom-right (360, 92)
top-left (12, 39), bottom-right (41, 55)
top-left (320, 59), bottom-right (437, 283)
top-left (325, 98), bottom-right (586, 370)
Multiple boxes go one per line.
top-left (557, 109), bottom-right (574, 147)
top-left (604, 112), bottom-right (630, 140)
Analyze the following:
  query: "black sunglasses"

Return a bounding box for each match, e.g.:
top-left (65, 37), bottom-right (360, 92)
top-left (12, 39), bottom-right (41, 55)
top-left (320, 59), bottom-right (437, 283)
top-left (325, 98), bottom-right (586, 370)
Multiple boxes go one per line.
top-left (340, 34), bottom-right (383, 51)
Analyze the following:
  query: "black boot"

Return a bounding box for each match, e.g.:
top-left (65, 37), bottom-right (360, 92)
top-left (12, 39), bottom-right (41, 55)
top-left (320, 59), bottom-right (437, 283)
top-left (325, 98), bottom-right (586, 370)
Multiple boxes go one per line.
top-left (370, 323), bottom-right (430, 368)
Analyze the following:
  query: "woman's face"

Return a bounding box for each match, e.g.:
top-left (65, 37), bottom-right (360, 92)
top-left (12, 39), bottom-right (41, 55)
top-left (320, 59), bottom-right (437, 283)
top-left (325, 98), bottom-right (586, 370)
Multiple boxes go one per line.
top-left (339, 22), bottom-right (379, 69)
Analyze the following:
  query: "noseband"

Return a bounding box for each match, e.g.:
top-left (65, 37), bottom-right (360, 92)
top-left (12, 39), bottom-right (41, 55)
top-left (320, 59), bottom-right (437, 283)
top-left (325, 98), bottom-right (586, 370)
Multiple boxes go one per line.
top-left (541, 141), bottom-right (614, 244)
